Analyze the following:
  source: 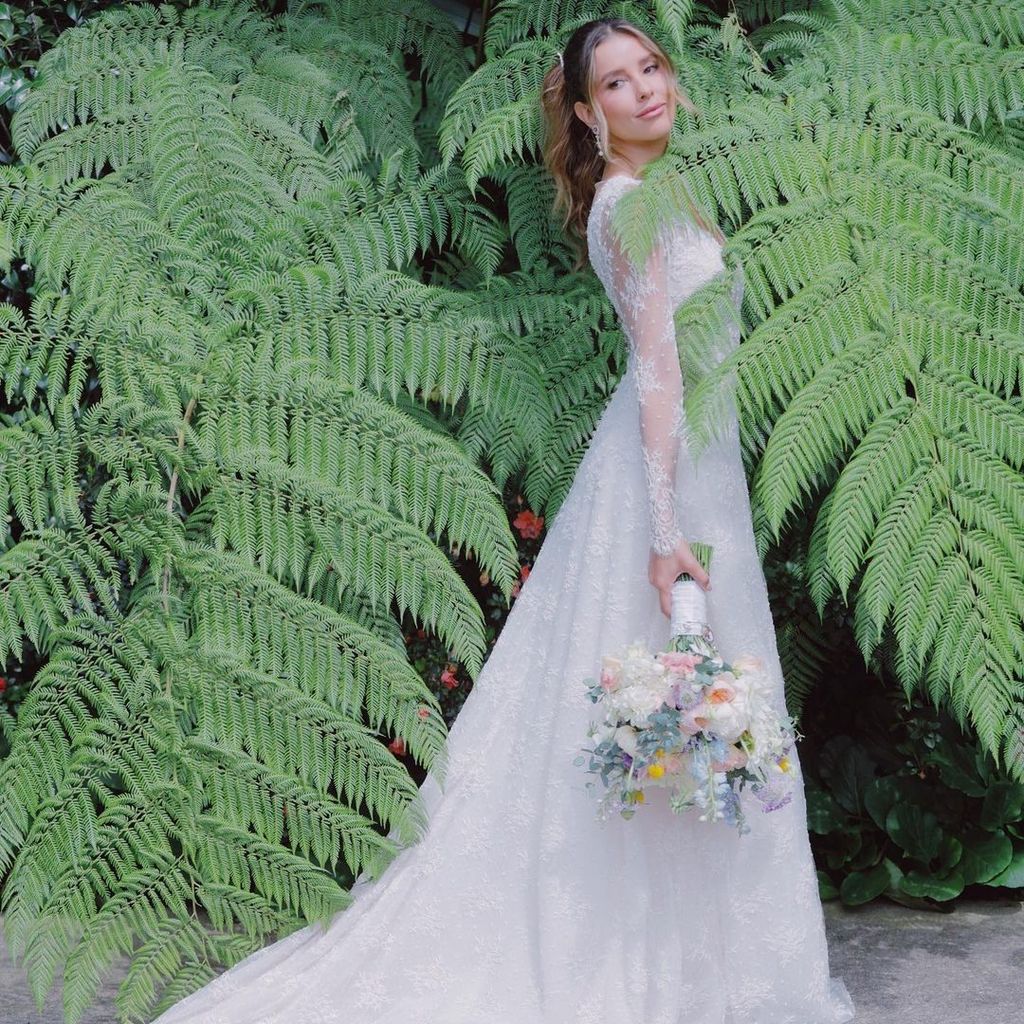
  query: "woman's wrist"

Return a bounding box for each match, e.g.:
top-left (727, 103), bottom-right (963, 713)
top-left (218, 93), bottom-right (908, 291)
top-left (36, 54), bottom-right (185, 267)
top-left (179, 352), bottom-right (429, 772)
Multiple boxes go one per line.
top-left (650, 528), bottom-right (684, 557)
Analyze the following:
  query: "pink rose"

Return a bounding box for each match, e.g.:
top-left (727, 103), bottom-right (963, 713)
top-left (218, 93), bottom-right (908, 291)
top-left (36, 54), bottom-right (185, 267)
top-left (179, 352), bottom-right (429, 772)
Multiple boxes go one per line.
top-left (599, 656), bottom-right (622, 692)
top-left (658, 651), bottom-right (700, 676)
top-left (712, 744), bottom-right (749, 772)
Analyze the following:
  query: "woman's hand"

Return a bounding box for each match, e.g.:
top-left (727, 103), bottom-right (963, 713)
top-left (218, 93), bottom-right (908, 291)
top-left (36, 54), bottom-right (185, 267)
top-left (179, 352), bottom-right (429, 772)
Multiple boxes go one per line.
top-left (648, 539), bottom-right (711, 618)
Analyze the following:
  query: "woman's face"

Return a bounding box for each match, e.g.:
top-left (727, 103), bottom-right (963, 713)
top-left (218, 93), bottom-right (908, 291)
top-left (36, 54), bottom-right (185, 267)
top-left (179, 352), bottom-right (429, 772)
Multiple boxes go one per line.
top-left (574, 31), bottom-right (675, 153)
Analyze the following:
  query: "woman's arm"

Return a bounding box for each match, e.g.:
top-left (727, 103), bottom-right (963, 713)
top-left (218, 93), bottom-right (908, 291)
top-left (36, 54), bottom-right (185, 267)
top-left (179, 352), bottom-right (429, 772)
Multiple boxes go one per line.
top-left (592, 189), bottom-right (712, 613)
top-left (593, 195), bottom-right (684, 555)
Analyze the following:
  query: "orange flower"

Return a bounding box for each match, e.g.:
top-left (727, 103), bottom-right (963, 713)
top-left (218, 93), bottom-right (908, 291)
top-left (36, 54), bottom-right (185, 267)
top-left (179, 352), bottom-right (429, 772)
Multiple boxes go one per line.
top-left (512, 509), bottom-right (545, 539)
top-left (388, 737), bottom-right (407, 756)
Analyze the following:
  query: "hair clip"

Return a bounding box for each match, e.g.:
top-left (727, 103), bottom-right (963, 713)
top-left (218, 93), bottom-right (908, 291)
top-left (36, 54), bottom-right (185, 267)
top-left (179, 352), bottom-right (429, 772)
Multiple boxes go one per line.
top-left (556, 50), bottom-right (564, 70)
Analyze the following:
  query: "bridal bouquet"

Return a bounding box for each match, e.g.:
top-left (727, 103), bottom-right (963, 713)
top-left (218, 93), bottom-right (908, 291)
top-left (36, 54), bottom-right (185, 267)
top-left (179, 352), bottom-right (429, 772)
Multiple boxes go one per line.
top-left (574, 543), bottom-right (799, 833)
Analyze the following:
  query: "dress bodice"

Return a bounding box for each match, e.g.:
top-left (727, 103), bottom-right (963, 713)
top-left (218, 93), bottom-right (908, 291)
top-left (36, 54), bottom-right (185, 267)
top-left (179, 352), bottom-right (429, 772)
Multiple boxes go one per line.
top-left (588, 174), bottom-right (728, 321)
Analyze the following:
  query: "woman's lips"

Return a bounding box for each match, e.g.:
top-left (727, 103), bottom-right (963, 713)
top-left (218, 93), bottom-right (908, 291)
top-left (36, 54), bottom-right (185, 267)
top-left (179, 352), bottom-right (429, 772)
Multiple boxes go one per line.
top-left (637, 102), bottom-right (666, 119)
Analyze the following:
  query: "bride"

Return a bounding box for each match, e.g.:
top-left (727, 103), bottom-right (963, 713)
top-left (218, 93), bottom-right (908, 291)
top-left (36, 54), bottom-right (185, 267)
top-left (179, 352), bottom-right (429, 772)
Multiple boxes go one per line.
top-left (153, 16), bottom-right (855, 1024)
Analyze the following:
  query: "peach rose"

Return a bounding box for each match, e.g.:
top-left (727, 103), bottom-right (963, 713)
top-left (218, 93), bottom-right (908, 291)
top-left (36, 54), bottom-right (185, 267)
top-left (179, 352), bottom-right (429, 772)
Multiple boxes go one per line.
top-left (707, 680), bottom-right (736, 705)
top-left (679, 703), bottom-right (711, 735)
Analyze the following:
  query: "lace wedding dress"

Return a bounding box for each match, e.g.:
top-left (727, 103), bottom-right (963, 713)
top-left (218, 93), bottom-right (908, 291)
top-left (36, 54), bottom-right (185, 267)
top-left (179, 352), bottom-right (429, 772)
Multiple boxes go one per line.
top-left (152, 174), bottom-right (855, 1024)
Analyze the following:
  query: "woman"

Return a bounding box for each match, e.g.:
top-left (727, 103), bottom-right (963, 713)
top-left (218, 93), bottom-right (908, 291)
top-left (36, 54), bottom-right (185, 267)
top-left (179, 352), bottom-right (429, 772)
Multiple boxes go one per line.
top-left (152, 16), bottom-right (855, 1024)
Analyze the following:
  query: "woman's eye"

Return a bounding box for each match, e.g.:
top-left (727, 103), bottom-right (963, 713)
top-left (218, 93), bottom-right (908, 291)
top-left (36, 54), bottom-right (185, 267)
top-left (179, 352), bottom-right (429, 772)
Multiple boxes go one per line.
top-left (608, 63), bottom-right (657, 88)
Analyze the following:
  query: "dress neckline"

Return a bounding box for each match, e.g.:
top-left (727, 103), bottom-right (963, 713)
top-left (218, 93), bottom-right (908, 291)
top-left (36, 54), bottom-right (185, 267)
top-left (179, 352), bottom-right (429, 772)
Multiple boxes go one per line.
top-left (594, 174), bottom-right (640, 191)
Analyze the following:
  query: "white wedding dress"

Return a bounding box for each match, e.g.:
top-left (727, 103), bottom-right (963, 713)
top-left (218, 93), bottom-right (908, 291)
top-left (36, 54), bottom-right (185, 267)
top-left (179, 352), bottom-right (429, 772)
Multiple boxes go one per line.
top-left (152, 174), bottom-right (855, 1024)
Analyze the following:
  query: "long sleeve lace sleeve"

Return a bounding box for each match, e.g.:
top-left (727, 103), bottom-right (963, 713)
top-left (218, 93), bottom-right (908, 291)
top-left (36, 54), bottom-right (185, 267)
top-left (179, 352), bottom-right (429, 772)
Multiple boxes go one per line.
top-left (589, 185), bottom-right (685, 556)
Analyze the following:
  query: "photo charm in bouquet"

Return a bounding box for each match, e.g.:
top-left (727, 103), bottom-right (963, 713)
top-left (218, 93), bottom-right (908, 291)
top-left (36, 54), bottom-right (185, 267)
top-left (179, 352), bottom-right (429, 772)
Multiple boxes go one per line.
top-left (575, 543), bottom-right (800, 832)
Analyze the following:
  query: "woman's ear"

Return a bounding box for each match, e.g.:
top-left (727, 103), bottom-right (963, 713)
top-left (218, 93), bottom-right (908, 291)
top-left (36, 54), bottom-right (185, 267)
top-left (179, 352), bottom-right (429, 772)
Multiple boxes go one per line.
top-left (573, 100), bottom-right (594, 131)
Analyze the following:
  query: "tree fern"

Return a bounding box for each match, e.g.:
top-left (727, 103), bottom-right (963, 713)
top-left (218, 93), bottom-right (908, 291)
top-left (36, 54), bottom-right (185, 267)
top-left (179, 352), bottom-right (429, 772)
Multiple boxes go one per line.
top-left (0, 3), bottom-right (528, 1020)
top-left (440, 0), bottom-right (1024, 788)
top-left (760, 1), bottom-right (1024, 135)
top-left (6, 0), bottom-right (1024, 1017)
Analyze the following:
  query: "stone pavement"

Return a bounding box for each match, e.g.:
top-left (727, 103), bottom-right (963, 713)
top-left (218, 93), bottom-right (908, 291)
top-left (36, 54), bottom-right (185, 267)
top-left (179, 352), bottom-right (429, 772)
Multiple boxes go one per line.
top-left (821, 895), bottom-right (1023, 1024)
top-left (2, 897), bottom-right (1021, 1022)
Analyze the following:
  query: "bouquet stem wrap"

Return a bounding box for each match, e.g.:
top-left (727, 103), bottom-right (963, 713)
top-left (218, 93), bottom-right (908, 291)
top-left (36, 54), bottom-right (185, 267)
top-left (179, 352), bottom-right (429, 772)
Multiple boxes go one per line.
top-left (669, 541), bottom-right (716, 659)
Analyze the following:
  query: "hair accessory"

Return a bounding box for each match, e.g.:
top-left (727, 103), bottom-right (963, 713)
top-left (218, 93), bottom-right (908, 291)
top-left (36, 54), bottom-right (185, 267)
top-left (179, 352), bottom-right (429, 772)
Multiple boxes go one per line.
top-left (556, 49), bottom-right (564, 69)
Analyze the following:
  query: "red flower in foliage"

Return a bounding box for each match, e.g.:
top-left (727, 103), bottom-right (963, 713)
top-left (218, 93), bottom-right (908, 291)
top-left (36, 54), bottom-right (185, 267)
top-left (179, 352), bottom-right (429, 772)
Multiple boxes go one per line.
top-left (440, 665), bottom-right (459, 690)
top-left (0, 677), bottom-right (6, 694)
top-left (388, 736), bottom-right (407, 757)
top-left (510, 564), bottom-right (531, 598)
top-left (417, 706), bottom-right (430, 720)
top-left (512, 509), bottom-right (544, 539)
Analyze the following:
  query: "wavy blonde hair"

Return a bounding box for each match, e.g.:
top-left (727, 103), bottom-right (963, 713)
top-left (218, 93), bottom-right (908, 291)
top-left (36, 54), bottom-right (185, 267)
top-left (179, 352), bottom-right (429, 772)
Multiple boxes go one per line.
top-left (540, 18), bottom-right (720, 269)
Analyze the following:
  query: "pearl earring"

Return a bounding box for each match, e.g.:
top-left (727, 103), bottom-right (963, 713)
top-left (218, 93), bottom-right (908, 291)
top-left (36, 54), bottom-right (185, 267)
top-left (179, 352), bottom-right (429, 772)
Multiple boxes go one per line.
top-left (591, 123), bottom-right (606, 161)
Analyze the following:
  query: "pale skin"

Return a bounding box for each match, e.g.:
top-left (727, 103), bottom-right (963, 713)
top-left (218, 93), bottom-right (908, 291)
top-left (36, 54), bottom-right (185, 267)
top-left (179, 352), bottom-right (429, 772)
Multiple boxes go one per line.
top-left (572, 31), bottom-right (713, 616)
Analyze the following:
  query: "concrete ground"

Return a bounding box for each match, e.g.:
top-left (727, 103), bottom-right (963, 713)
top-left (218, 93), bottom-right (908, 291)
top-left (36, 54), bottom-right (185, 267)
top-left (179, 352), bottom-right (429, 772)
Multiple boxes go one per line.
top-left (821, 895), bottom-right (1023, 1024)
top-left (1, 897), bottom-right (1021, 1022)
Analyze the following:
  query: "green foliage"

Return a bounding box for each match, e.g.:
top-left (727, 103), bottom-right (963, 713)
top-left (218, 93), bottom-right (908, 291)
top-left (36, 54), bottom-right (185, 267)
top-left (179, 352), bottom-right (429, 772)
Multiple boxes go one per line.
top-left (4, 0), bottom-right (1024, 1018)
top-left (805, 690), bottom-right (1024, 908)
top-left (443, 0), bottom-right (1024, 788)
top-left (0, 2), bottom-right (538, 1020)
top-left (0, 1), bottom-right (131, 165)
top-left (760, 0), bottom-right (1024, 137)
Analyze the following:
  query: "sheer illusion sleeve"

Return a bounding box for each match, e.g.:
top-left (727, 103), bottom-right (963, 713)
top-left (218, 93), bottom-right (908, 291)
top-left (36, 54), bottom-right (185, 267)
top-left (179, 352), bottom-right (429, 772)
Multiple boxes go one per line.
top-left (589, 188), bottom-right (685, 556)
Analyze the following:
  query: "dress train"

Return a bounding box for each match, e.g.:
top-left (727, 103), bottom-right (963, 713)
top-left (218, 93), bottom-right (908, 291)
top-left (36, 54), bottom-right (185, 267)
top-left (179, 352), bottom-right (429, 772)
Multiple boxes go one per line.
top-left (152, 358), bottom-right (855, 1023)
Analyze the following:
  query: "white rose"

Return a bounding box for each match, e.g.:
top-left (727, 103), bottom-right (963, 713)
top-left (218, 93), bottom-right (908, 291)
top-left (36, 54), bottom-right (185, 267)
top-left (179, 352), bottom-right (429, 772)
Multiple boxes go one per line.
top-left (703, 699), bottom-right (749, 743)
top-left (621, 685), bottom-right (665, 726)
top-left (613, 725), bottom-right (638, 756)
top-left (731, 655), bottom-right (765, 676)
